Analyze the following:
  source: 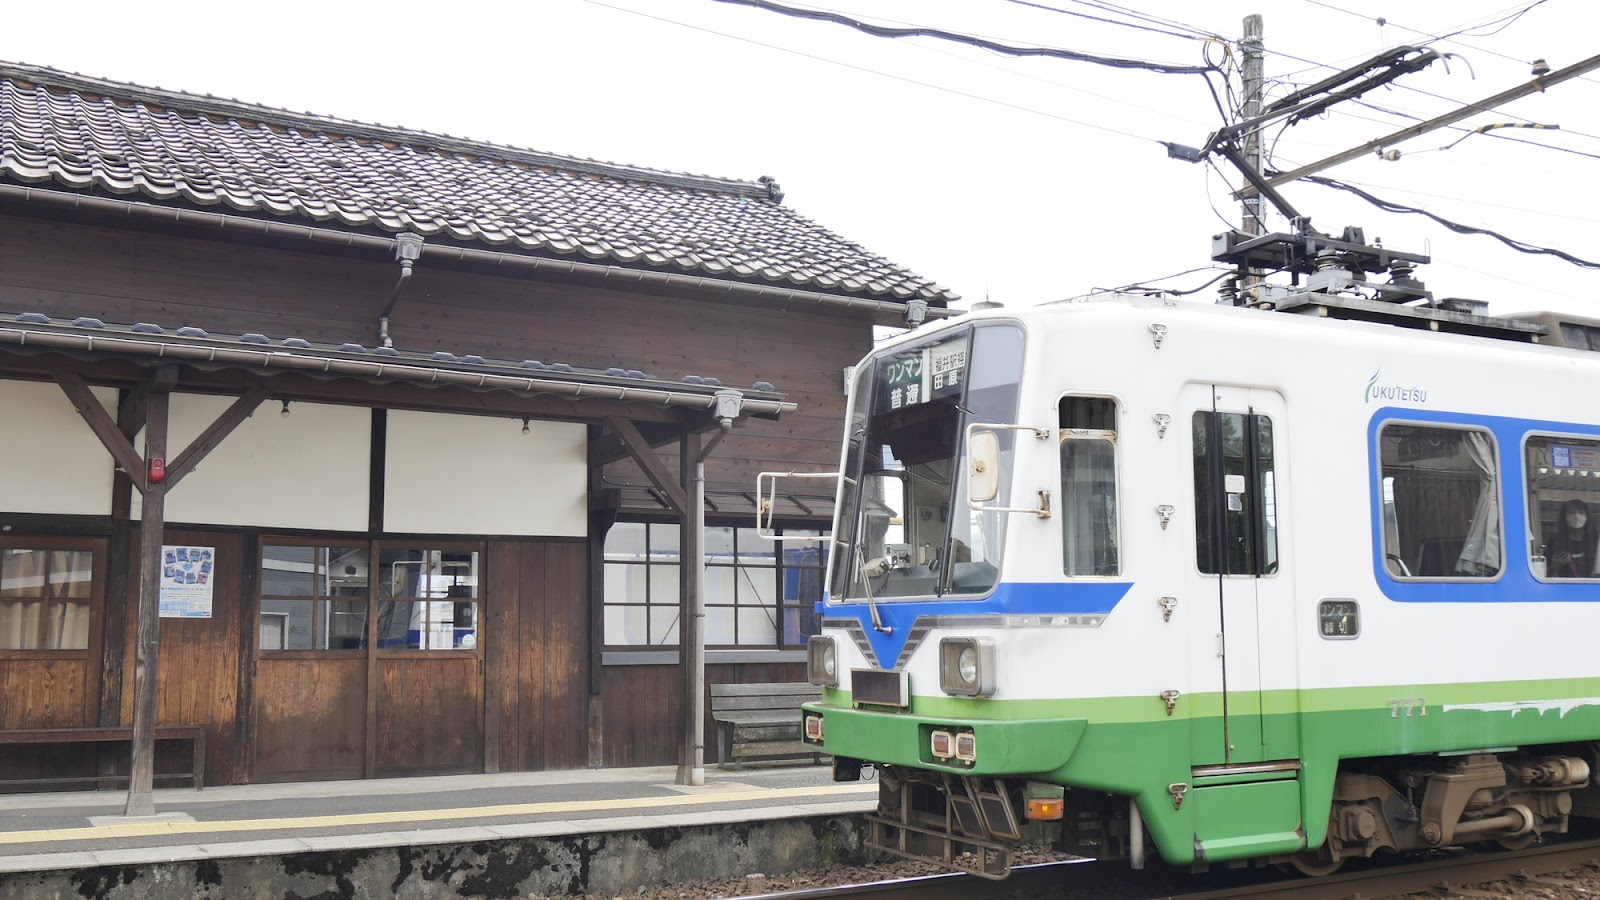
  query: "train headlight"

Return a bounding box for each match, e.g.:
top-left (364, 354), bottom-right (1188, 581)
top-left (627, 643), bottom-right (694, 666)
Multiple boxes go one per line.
top-left (939, 637), bottom-right (995, 696)
top-left (807, 635), bottom-right (838, 687)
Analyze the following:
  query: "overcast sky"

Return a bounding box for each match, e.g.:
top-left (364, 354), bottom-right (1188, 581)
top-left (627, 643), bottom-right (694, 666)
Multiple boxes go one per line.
top-left (4, 0), bottom-right (1596, 316)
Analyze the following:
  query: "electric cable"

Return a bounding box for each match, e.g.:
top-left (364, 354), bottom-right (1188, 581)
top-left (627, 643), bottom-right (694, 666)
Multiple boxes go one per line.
top-left (582, 0), bottom-right (1169, 144)
top-left (1329, 177), bottom-right (1600, 225)
top-left (1103, 267), bottom-right (1237, 296)
top-left (1302, 0), bottom-right (1600, 85)
top-left (1060, 0), bottom-right (1222, 40)
top-left (1304, 175), bottom-right (1600, 270)
top-left (1348, 99), bottom-right (1600, 162)
top-left (706, 0), bottom-right (1218, 74)
top-left (1000, 0), bottom-right (1211, 42)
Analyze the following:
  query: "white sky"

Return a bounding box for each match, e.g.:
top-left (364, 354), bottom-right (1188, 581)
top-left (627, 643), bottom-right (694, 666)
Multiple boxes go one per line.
top-left (4, 0), bottom-right (1597, 315)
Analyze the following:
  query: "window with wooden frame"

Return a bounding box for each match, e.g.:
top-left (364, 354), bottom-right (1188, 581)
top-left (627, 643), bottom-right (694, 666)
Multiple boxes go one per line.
top-left (0, 544), bottom-right (97, 651)
top-left (603, 521), bottom-right (827, 650)
top-left (259, 541), bottom-right (482, 653)
top-left (258, 543), bottom-right (370, 651)
top-left (374, 545), bottom-right (480, 651)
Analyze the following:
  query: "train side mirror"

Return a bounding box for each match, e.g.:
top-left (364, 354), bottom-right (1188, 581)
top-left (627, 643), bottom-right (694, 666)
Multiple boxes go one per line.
top-left (968, 430), bottom-right (1001, 503)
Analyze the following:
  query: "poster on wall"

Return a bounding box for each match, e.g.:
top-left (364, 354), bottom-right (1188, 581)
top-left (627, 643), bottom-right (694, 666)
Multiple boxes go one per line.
top-left (159, 545), bottom-right (214, 618)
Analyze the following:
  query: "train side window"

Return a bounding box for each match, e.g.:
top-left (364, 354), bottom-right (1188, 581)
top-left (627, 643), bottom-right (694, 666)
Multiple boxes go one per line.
top-left (1525, 436), bottom-right (1600, 580)
top-left (1378, 424), bottom-right (1500, 579)
top-left (1193, 411), bottom-right (1278, 576)
top-left (1060, 398), bottom-right (1119, 576)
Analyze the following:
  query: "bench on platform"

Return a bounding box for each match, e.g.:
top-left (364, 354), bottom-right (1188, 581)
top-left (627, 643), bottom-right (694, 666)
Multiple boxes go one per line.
top-left (709, 682), bottom-right (824, 768)
top-left (0, 726), bottom-right (207, 790)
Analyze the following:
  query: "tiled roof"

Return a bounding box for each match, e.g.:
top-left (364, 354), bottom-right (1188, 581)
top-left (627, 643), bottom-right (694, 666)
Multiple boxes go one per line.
top-left (0, 310), bottom-right (793, 416)
top-left (0, 61), bottom-right (955, 304)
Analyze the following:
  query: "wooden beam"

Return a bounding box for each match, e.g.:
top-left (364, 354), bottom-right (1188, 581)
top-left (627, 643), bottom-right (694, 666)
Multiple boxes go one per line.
top-left (117, 383), bottom-right (150, 440)
top-left (163, 385), bottom-right (268, 489)
top-left (125, 388), bottom-right (168, 816)
top-left (589, 418), bottom-right (695, 467)
top-left (54, 372), bottom-right (146, 492)
top-left (604, 416), bottom-right (689, 517)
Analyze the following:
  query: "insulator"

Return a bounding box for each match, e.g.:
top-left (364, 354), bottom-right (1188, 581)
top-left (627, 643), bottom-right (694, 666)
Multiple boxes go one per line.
top-left (1217, 276), bottom-right (1239, 306)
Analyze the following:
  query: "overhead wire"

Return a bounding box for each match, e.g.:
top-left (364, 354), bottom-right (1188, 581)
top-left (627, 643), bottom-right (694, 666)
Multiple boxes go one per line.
top-left (1058, 0), bottom-right (1221, 40)
top-left (1304, 175), bottom-right (1600, 270)
top-left (1000, 0), bottom-right (1211, 42)
top-left (706, 0), bottom-right (1219, 74)
top-left (580, 0), bottom-right (1169, 144)
top-left (1426, 0), bottom-right (1550, 42)
top-left (1324, 177), bottom-right (1600, 225)
top-left (1301, 0), bottom-right (1600, 85)
top-left (1346, 99), bottom-right (1600, 162)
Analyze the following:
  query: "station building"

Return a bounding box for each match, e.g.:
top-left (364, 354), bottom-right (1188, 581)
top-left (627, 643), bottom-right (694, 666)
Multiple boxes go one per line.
top-left (0, 61), bottom-right (954, 787)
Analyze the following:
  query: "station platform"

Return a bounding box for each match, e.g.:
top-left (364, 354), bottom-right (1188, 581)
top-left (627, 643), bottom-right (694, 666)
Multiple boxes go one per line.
top-left (0, 763), bottom-right (878, 876)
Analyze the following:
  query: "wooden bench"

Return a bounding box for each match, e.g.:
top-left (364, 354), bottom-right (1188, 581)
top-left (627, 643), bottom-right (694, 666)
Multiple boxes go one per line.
top-left (0, 726), bottom-right (207, 790)
top-left (709, 682), bottom-right (824, 768)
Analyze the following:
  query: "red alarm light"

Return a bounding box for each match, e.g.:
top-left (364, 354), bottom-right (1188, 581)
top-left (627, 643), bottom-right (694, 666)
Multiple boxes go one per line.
top-left (148, 457), bottom-right (166, 484)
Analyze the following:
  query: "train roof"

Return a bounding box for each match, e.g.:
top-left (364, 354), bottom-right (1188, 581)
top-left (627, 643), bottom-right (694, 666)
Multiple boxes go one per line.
top-left (924, 293), bottom-right (1600, 362)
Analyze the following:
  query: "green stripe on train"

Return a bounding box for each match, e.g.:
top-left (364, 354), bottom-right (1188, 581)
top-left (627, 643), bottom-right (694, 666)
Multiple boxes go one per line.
top-left (812, 677), bottom-right (1600, 865)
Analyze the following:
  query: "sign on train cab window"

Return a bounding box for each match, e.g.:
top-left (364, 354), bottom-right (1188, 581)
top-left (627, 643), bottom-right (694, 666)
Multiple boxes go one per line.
top-left (880, 334), bottom-right (967, 411)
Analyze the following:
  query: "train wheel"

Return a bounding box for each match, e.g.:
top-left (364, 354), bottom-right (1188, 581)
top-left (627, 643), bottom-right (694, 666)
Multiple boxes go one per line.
top-left (1286, 843), bottom-right (1343, 877)
top-left (1495, 832), bottom-right (1536, 851)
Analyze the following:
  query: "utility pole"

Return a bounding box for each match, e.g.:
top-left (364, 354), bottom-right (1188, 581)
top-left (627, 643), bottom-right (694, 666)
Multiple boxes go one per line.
top-left (1239, 14), bottom-right (1265, 237)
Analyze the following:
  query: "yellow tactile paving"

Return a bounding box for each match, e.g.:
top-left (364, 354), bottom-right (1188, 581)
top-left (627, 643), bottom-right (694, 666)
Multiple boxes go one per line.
top-left (0, 782), bottom-right (879, 847)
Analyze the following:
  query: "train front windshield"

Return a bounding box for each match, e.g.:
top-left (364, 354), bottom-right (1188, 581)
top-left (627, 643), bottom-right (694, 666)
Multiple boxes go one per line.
top-left (830, 322), bottom-right (1025, 601)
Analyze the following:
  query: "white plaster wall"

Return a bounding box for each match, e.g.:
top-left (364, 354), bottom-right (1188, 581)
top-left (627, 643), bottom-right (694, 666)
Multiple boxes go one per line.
top-left (383, 411), bottom-right (586, 537)
top-left (134, 395), bottom-right (369, 531)
top-left (0, 379), bottom-right (116, 516)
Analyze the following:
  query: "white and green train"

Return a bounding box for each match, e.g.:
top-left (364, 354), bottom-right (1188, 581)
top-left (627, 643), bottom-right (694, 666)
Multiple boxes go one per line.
top-left (781, 292), bottom-right (1600, 877)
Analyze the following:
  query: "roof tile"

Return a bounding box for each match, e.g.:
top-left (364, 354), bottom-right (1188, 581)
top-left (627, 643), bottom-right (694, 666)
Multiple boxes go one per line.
top-left (0, 62), bottom-right (955, 304)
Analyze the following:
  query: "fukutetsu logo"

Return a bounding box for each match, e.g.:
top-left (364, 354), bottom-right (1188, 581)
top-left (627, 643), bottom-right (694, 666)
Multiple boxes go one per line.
top-left (1365, 370), bottom-right (1429, 404)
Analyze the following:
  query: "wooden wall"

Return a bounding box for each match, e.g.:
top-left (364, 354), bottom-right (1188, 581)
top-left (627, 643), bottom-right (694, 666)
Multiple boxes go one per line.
top-left (0, 212), bottom-right (871, 500)
top-left (599, 660), bottom-right (805, 768)
top-left (486, 539), bottom-right (589, 772)
top-left (123, 528), bottom-right (243, 785)
top-left (0, 207), bottom-right (858, 784)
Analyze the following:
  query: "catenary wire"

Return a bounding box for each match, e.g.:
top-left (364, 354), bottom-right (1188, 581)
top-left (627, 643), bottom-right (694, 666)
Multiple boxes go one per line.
top-left (1061, 0), bottom-right (1222, 39)
top-left (1001, 0), bottom-right (1211, 42)
top-left (1301, 0), bottom-right (1600, 85)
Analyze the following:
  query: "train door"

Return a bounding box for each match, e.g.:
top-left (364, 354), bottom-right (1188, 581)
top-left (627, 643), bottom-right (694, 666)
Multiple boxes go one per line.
top-left (1185, 384), bottom-right (1291, 766)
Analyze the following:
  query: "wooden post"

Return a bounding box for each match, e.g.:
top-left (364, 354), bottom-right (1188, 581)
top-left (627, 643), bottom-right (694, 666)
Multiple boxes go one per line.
top-left (124, 390), bottom-right (168, 817)
top-left (676, 431), bottom-right (704, 786)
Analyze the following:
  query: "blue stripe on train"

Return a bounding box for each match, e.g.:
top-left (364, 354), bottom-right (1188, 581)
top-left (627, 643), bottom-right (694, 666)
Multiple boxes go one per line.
top-left (822, 581), bottom-right (1132, 670)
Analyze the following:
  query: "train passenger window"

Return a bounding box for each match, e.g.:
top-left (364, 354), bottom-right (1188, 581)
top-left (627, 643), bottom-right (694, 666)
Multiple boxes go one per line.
top-left (1193, 411), bottom-right (1277, 576)
top-left (1378, 424), bottom-right (1500, 579)
top-left (1059, 397), bottom-right (1119, 576)
top-left (1525, 436), bottom-right (1600, 579)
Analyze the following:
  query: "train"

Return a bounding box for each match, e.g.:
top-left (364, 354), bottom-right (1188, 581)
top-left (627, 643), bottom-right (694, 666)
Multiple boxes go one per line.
top-left (765, 261), bottom-right (1600, 878)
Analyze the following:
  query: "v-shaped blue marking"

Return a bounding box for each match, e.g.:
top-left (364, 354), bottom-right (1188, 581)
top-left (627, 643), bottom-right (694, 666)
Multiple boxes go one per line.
top-left (823, 581), bottom-right (1133, 668)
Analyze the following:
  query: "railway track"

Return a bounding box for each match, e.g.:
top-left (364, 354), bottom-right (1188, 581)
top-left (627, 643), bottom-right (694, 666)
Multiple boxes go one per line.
top-left (733, 837), bottom-right (1600, 900)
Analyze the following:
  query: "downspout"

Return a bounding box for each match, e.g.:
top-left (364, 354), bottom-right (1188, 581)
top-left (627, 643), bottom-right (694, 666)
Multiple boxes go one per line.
top-left (377, 233), bottom-right (425, 349)
top-left (684, 390), bottom-right (741, 786)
